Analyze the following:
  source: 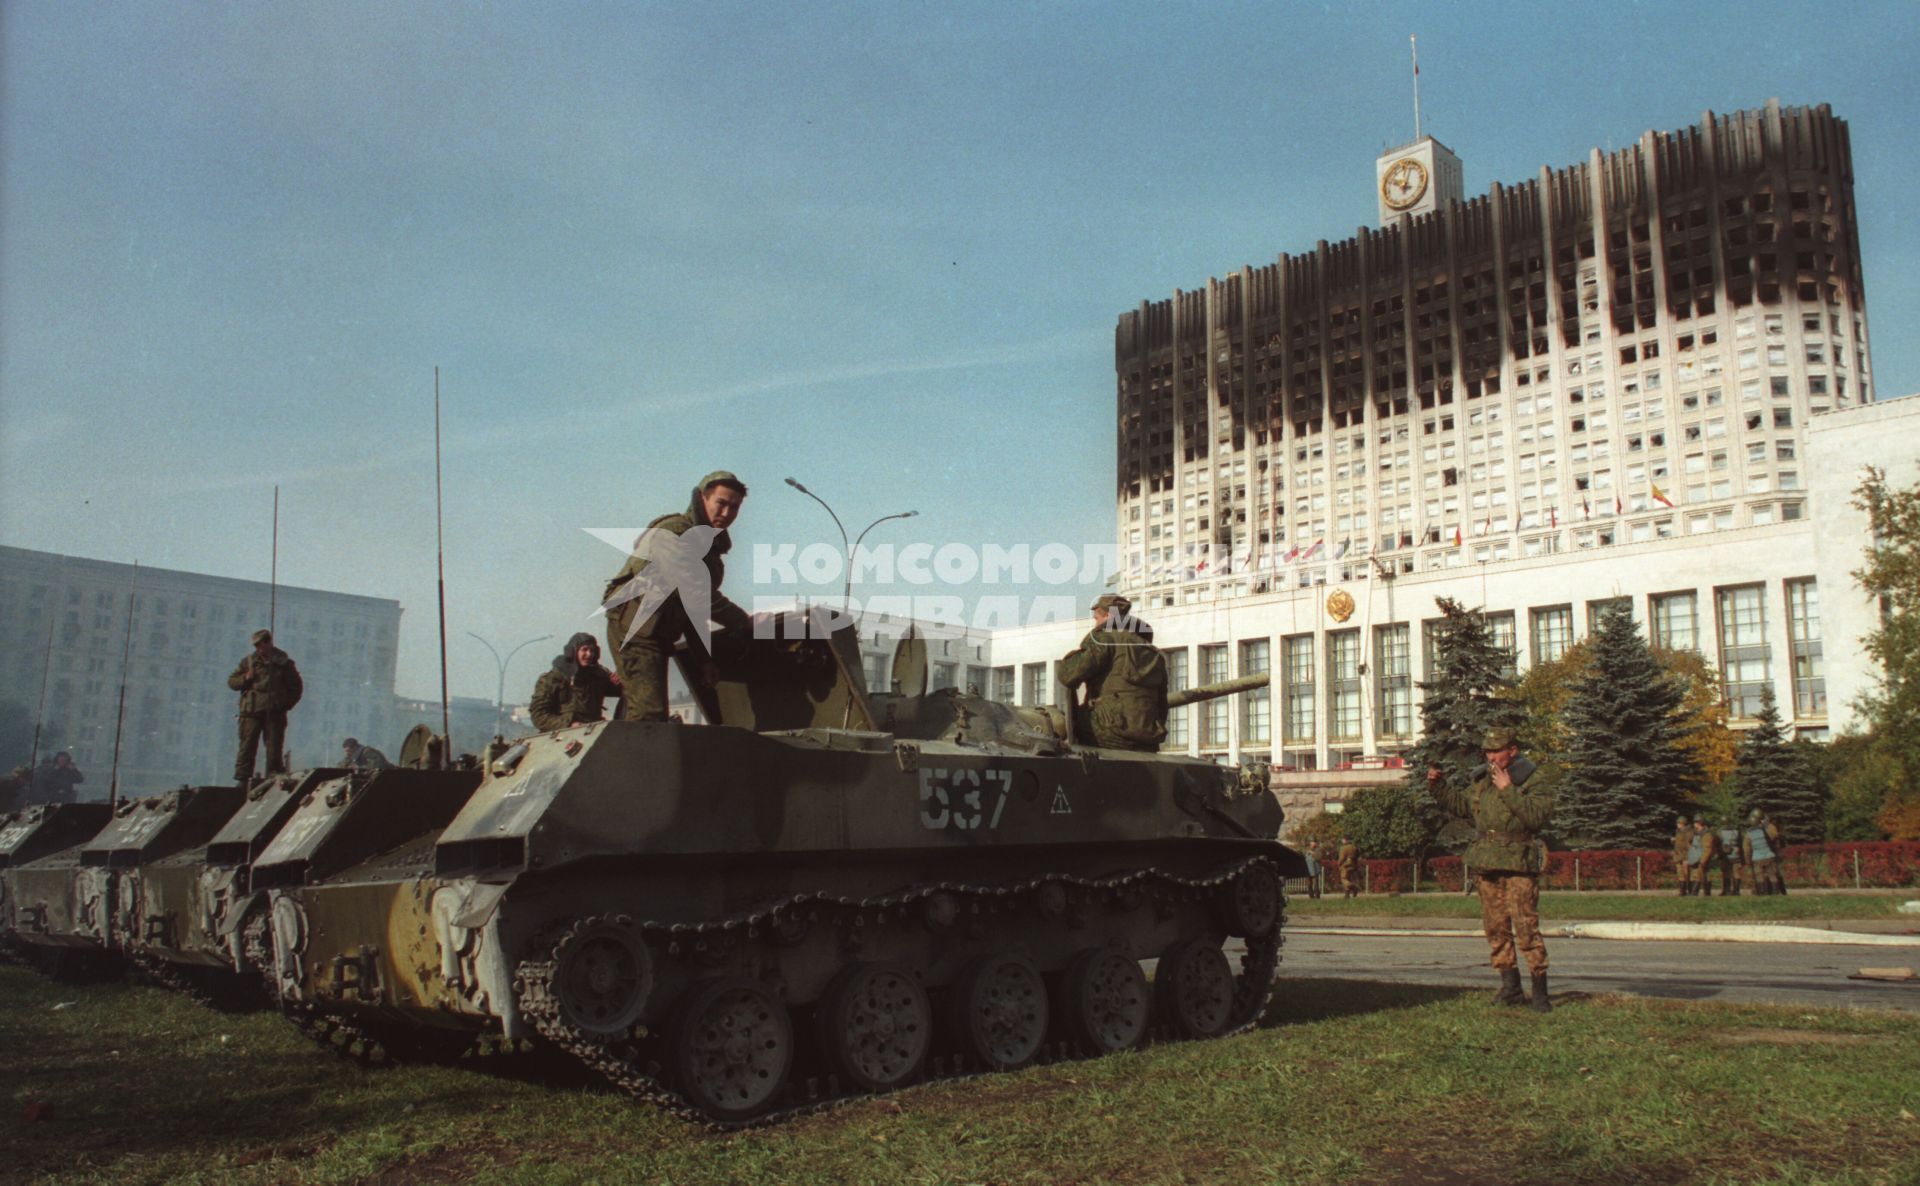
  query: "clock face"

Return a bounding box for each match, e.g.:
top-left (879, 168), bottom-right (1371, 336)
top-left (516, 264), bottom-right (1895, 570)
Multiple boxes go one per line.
top-left (1382, 157), bottom-right (1430, 211)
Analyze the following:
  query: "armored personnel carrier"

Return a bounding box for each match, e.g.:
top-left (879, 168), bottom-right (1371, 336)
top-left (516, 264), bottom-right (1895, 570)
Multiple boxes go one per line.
top-left (267, 610), bottom-right (1303, 1124)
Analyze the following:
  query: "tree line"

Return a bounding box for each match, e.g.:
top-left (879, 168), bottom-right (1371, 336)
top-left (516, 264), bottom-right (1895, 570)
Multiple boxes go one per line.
top-left (1303, 469), bottom-right (1919, 861)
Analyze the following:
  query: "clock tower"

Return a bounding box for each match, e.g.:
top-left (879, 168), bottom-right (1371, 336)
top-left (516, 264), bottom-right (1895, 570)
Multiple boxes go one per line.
top-left (1375, 136), bottom-right (1463, 224)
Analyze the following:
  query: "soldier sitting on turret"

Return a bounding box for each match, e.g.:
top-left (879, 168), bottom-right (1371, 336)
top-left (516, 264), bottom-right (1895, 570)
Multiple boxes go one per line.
top-left (530, 633), bottom-right (623, 732)
top-left (1057, 594), bottom-right (1168, 752)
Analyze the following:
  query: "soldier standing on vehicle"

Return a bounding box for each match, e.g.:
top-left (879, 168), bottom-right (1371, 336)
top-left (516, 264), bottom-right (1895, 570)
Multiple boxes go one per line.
top-left (1057, 594), bottom-right (1168, 752)
top-left (229, 629), bottom-right (303, 786)
top-left (1687, 816), bottom-right (1718, 897)
top-left (529, 633), bottom-right (623, 732)
top-left (1426, 727), bottom-right (1555, 1012)
top-left (1337, 837), bottom-right (1359, 899)
top-left (1716, 819), bottom-right (1742, 896)
top-left (603, 472), bottom-right (753, 722)
top-left (1743, 809), bottom-right (1787, 895)
top-left (1671, 817), bottom-right (1692, 896)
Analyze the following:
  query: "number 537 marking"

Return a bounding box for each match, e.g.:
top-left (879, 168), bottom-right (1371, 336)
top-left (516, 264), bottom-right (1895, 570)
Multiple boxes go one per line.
top-left (918, 767), bottom-right (1013, 831)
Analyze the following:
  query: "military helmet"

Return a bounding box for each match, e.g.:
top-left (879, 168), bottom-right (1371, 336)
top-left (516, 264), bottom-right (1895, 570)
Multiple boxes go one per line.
top-left (698, 470), bottom-right (747, 497)
top-left (1748, 808), bottom-right (1763, 823)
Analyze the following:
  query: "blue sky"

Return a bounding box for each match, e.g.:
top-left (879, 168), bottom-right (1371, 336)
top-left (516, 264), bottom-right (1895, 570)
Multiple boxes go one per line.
top-left (3, 1), bottom-right (1917, 701)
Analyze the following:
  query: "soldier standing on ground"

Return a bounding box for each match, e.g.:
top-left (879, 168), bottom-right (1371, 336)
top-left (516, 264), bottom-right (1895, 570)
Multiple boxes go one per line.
top-left (1427, 727), bottom-right (1555, 1013)
top-left (229, 629), bottom-right (303, 786)
top-left (1716, 818), bottom-right (1742, 896)
top-left (1743, 809), bottom-right (1787, 895)
top-left (1687, 816), bottom-right (1718, 897)
top-left (1057, 594), bottom-right (1168, 752)
top-left (603, 472), bottom-right (753, 722)
top-left (1671, 817), bottom-right (1692, 896)
top-left (530, 633), bottom-right (623, 732)
top-left (1338, 837), bottom-right (1359, 899)
top-left (341, 737), bottom-right (393, 772)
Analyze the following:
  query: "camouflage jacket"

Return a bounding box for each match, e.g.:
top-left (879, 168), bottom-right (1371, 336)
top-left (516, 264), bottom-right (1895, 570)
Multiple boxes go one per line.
top-left (602, 493), bottom-right (750, 650)
top-left (529, 660), bottom-right (621, 731)
top-left (1431, 755), bottom-right (1551, 874)
top-left (1057, 626), bottom-right (1168, 748)
top-left (1671, 829), bottom-right (1691, 868)
top-left (227, 647), bottom-right (303, 715)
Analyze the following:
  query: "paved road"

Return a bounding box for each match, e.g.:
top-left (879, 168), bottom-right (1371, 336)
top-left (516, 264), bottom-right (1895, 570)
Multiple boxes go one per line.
top-left (1262, 931), bottom-right (1920, 1013)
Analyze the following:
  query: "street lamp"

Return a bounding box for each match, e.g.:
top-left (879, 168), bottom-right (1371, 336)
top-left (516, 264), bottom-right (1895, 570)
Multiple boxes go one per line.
top-left (783, 478), bottom-right (916, 610)
top-left (466, 632), bottom-right (551, 740)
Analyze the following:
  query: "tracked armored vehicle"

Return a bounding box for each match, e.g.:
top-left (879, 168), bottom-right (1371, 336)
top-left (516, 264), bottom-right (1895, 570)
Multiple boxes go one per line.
top-left (268, 610), bottom-right (1304, 1124)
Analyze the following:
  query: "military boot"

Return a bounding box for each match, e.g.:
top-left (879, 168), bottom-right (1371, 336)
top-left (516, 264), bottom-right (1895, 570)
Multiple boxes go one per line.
top-left (1492, 967), bottom-right (1524, 1007)
top-left (1529, 972), bottom-right (1552, 1013)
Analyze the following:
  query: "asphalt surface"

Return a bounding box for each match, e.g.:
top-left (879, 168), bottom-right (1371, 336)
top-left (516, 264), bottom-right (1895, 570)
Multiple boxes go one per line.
top-left (1261, 930), bottom-right (1920, 1013)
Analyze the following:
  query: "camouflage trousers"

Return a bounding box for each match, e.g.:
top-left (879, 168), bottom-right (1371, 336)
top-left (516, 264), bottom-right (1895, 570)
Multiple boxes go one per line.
top-left (1476, 871), bottom-right (1547, 974)
top-left (235, 711), bottom-right (288, 782)
top-left (1746, 858), bottom-right (1785, 895)
top-left (1717, 857), bottom-right (1740, 895)
top-left (611, 637), bottom-right (671, 722)
top-left (1689, 862), bottom-right (1716, 896)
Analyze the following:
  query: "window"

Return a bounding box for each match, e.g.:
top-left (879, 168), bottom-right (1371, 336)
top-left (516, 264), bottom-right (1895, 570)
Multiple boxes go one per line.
top-left (1163, 649), bottom-right (1190, 747)
top-left (1200, 644), bottom-right (1229, 746)
top-left (1486, 611), bottom-right (1519, 679)
top-left (1716, 585), bottom-right (1771, 718)
top-left (931, 662), bottom-right (958, 692)
top-left (1326, 630), bottom-right (1362, 742)
top-left (1239, 639), bottom-right (1271, 744)
top-left (1022, 662), bottom-right (1050, 708)
top-left (1651, 592), bottom-right (1698, 651)
top-left (1785, 579), bottom-right (1825, 716)
top-left (1283, 634), bottom-right (1315, 744)
top-left (1586, 597), bottom-right (1631, 634)
top-left (1530, 605), bottom-right (1573, 664)
top-left (1375, 624), bottom-right (1412, 738)
top-left (991, 666), bottom-right (1015, 704)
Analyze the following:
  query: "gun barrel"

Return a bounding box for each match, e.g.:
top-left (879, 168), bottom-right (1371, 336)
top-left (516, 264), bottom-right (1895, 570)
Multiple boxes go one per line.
top-left (1166, 672), bottom-right (1271, 709)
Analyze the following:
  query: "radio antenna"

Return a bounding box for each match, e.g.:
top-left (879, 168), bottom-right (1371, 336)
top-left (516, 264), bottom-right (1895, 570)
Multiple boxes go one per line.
top-left (434, 367), bottom-right (452, 766)
top-left (270, 485), bottom-right (279, 634)
top-left (26, 610), bottom-right (56, 800)
top-left (109, 562), bottom-right (139, 809)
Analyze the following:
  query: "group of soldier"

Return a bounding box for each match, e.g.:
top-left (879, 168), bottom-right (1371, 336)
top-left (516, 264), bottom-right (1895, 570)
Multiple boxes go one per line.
top-left (1672, 811), bottom-right (1789, 896)
top-left (0, 753), bottom-right (85, 813)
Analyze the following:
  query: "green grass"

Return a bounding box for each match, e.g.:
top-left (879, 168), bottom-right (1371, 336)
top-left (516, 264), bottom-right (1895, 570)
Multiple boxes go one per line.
top-left (1287, 890), bottom-right (1920, 924)
top-left (4, 963), bottom-right (1919, 1185)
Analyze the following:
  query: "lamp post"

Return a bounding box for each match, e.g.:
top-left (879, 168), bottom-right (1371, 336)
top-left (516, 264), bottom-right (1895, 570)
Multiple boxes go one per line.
top-left (466, 632), bottom-right (551, 740)
top-left (783, 478), bottom-right (917, 611)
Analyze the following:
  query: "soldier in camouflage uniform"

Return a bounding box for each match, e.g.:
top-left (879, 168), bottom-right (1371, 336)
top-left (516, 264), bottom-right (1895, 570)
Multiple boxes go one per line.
top-left (530, 633), bottom-right (623, 732)
top-left (1742, 808), bottom-right (1787, 895)
top-left (341, 737), bottom-right (393, 772)
top-left (1337, 837), bottom-right (1359, 899)
top-left (1716, 819), bottom-right (1743, 896)
top-left (1686, 816), bottom-right (1719, 896)
top-left (1427, 727), bottom-right (1555, 1012)
top-left (228, 629), bottom-right (303, 785)
top-left (603, 472), bottom-right (753, 722)
top-left (1057, 594), bottom-right (1168, 752)
top-left (1671, 817), bottom-right (1692, 895)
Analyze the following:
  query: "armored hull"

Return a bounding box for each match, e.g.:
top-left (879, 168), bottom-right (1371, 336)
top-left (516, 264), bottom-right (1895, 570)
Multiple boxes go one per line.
top-left (269, 614), bottom-right (1305, 1123)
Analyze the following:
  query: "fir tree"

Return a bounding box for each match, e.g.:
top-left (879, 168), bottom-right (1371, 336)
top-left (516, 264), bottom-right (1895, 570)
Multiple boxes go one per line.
top-left (1735, 685), bottom-right (1828, 844)
top-left (1403, 597), bottom-right (1519, 851)
top-left (1556, 606), bottom-right (1694, 848)
top-left (1343, 782), bottom-right (1433, 859)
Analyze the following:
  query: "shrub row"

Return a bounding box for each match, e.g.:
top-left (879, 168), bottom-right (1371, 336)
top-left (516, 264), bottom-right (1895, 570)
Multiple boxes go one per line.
top-left (1332, 841), bottom-right (1920, 892)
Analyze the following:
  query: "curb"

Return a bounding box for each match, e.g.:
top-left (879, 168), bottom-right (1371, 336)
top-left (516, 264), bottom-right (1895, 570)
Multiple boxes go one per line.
top-left (1289, 923), bottom-right (1920, 947)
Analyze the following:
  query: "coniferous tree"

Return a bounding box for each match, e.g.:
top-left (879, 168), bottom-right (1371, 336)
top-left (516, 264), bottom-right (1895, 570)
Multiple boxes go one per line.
top-left (1403, 597), bottom-right (1519, 851)
top-left (1556, 606), bottom-right (1694, 848)
top-left (1735, 685), bottom-right (1828, 844)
